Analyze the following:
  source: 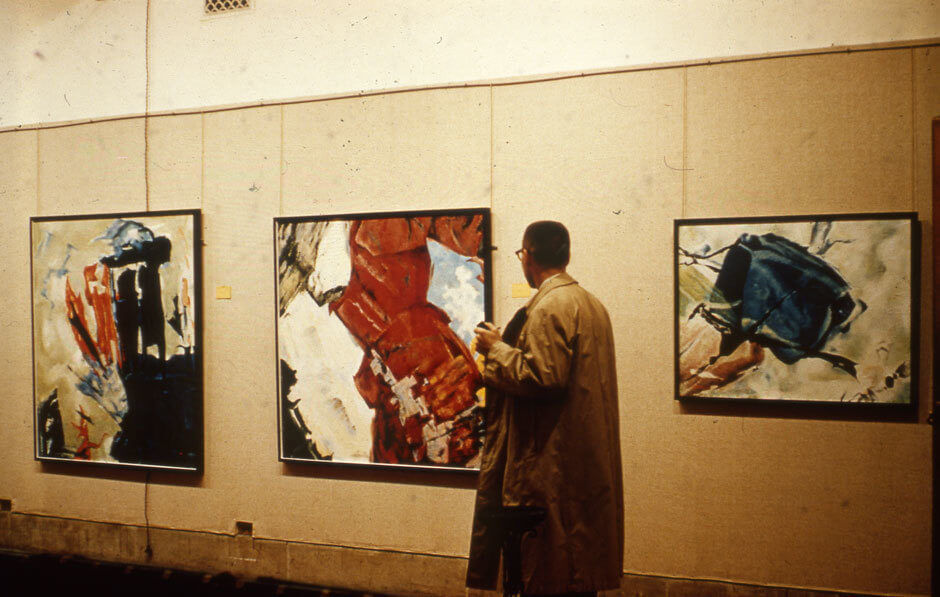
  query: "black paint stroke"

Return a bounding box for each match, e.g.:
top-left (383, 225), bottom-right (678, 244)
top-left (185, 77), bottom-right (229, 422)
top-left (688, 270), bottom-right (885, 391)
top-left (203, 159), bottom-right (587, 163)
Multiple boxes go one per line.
top-left (280, 359), bottom-right (327, 460)
top-left (38, 390), bottom-right (68, 458)
top-left (109, 352), bottom-right (199, 467)
top-left (97, 223), bottom-right (197, 467)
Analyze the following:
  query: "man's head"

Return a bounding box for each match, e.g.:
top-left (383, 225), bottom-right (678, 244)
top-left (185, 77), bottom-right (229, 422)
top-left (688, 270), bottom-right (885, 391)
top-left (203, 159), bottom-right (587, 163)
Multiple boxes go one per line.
top-left (518, 221), bottom-right (569, 287)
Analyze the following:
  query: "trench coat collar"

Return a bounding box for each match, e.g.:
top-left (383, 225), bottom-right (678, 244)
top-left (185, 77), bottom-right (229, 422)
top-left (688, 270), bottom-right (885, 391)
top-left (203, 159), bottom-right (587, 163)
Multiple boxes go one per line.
top-left (525, 271), bottom-right (578, 313)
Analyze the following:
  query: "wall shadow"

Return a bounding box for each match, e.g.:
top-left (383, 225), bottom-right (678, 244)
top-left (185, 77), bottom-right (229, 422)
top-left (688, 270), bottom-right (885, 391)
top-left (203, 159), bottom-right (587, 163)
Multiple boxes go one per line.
top-left (38, 461), bottom-right (204, 488)
top-left (677, 398), bottom-right (921, 424)
top-left (280, 460), bottom-right (478, 490)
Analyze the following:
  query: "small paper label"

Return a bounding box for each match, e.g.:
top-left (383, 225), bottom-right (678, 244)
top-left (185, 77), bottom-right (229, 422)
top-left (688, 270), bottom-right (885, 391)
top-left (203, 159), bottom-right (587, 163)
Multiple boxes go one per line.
top-left (215, 285), bottom-right (232, 300)
top-left (511, 283), bottom-right (532, 298)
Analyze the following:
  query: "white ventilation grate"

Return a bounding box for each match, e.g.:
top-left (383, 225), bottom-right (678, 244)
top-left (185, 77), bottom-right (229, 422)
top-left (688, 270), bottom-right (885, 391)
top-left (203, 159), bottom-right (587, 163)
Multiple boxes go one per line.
top-left (205, 0), bottom-right (251, 15)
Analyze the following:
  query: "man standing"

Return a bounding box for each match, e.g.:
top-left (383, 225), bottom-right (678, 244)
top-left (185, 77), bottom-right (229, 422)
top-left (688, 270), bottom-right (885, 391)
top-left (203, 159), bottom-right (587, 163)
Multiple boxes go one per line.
top-left (467, 221), bottom-right (624, 596)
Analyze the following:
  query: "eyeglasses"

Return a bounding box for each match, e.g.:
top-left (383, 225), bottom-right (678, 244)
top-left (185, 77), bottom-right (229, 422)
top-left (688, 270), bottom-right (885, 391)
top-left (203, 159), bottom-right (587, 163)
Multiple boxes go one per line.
top-left (515, 248), bottom-right (526, 261)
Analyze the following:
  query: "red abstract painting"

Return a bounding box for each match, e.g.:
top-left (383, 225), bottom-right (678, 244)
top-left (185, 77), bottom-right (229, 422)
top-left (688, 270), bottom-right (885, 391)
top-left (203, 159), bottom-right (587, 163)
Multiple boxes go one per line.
top-left (276, 209), bottom-right (490, 470)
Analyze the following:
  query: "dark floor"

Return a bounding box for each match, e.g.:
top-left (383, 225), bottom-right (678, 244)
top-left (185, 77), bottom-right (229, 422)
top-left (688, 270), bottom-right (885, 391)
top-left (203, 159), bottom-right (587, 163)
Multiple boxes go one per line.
top-left (0, 548), bottom-right (390, 596)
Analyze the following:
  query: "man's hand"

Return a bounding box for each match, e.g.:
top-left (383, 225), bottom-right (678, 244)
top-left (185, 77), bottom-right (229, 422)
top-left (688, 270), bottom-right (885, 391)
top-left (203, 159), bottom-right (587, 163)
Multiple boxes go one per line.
top-left (473, 322), bottom-right (501, 355)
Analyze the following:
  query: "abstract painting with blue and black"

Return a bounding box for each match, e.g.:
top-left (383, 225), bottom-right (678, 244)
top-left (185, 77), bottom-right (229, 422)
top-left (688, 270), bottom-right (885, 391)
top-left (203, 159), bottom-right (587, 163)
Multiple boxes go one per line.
top-left (31, 210), bottom-right (202, 471)
top-left (676, 213), bottom-right (915, 404)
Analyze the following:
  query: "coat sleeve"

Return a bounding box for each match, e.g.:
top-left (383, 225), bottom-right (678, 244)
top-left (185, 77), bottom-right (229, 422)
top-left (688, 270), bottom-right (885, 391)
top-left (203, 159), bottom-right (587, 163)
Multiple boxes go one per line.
top-left (483, 299), bottom-right (574, 398)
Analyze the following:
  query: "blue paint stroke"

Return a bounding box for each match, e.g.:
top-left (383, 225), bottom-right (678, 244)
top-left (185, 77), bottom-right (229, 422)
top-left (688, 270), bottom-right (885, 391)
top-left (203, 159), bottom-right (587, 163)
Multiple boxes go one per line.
top-left (427, 239), bottom-right (484, 347)
top-left (39, 241), bottom-right (76, 306)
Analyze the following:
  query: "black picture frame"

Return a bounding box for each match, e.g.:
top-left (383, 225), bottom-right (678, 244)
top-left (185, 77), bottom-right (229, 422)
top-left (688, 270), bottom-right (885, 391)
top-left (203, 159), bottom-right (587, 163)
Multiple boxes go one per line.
top-left (30, 209), bottom-right (203, 472)
top-left (274, 207), bottom-right (492, 472)
top-left (674, 211), bottom-right (919, 410)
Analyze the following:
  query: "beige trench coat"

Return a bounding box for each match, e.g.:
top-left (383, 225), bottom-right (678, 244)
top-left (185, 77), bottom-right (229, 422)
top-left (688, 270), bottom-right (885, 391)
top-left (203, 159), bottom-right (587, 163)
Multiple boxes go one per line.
top-left (466, 273), bottom-right (624, 595)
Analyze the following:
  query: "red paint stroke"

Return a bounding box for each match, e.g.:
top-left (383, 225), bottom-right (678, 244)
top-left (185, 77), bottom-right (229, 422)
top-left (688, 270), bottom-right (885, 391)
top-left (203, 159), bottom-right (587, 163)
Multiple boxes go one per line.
top-left (65, 264), bottom-right (123, 371)
top-left (65, 277), bottom-right (104, 369)
top-left (331, 216), bottom-right (484, 465)
top-left (82, 264), bottom-right (121, 368)
top-left (181, 277), bottom-right (191, 308)
top-left (678, 314), bottom-right (764, 396)
top-left (71, 406), bottom-right (107, 460)
top-left (431, 215), bottom-right (484, 256)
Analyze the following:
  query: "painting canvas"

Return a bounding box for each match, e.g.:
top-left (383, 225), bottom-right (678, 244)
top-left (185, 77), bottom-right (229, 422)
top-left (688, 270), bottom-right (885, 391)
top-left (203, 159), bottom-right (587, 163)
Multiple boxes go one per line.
top-left (675, 213), bottom-right (917, 405)
top-left (275, 209), bottom-right (491, 470)
top-left (31, 210), bottom-right (202, 471)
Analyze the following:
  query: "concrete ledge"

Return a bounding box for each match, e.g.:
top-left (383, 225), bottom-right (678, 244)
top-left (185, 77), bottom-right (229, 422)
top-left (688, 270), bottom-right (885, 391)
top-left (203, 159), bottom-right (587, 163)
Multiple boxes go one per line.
top-left (0, 512), bottom-right (904, 597)
top-left (621, 573), bottom-right (890, 597)
top-left (0, 511), bottom-right (467, 596)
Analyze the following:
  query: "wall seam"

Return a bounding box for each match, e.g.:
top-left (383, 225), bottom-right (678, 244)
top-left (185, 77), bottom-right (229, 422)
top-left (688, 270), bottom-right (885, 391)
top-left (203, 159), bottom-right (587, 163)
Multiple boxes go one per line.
top-left (35, 129), bottom-right (41, 214)
top-left (284, 537), bottom-right (292, 586)
top-left (144, 121), bottom-right (151, 212)
top-left (489, 85), bottom-right (495, 212)
top-left (201, 114), bottom-right (206, 210)
top-left (144, 0), bottom-right (152, 212)
top-left (911, 48), bottom-right (917, 213)
top-left (279, 105), bottom-right (285, 214)
top-left (143, 471), bottom-right (152, 559)
top-left (682, 67), bottom-right (688, 218)
top-left (278, 102), bottom-right (288, 582)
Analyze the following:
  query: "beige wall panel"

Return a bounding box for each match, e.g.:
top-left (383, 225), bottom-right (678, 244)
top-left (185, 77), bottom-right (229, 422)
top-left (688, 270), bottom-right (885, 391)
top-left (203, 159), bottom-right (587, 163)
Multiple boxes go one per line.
top-left (25, 473), bottom-right (148, 526)
top-left (145, 114), bottom-right (203, 212)
top-left (10, 120), bottom-right (195, 526)
top-left (914, 49), bottom-right (940, 208)
top-left (686, 50), bottom-right (913, 217)
top-left (154, 105), bottom-right (478, 557)
top-left (259, 477), bottom-right (475, 555)
top-left (628, 417), bottom-right (930, 594)
top-left (492, 65), bottom-right (689, 580)
top-left (492, 74), bottom-right (686, 563)
top-left (493, 53), bottom-right (930, 596)
top-left (644, 51), bottom-right (930, 595)
top-left (38, 120), bottom-right (146, 216)
top-left (181, 104), bottom-right (481, 556)
top-left (0, 131), bottom-right (38, 513)
top-left (648, 50), bottom-right (929, 595)
top-left (274, 87), bottom-right (493, 556)
top-left (281, 87), bottom-right (491, 215)
top-left (914, 48), bottom-right (939, 422)
top-left (148, 106), bottom-right (282, 532)
top-left (1, 130), bottom-right (146, 525)
top-left (491, 68), bottom-right (685, 363)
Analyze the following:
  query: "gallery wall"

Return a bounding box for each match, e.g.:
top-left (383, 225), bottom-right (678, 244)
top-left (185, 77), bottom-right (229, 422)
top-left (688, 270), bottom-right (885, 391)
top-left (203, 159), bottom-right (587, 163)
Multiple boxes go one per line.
top-left (0, 44), bottom-right (937, 596)
top-left (3, 0), bottom-right (940, 128)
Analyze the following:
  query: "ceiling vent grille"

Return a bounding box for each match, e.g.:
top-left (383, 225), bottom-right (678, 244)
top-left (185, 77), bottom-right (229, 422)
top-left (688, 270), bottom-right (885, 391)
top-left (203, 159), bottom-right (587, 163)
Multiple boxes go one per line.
top-left (205, 0), bottom-right (251, 15)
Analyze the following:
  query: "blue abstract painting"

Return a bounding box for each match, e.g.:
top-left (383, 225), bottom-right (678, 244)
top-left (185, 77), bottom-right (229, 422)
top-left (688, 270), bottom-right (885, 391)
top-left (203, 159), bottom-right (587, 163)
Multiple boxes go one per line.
top-left (675, 213), bottom-right (916, 404)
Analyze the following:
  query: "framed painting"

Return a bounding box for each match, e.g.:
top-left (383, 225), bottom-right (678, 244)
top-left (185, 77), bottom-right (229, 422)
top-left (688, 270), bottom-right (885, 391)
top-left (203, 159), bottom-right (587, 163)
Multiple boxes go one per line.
top-left (674, 212), bottom-right (918, 406)
top-left (275, 208), bottom-right (491, 471)
top-left (30, 209), bottom-right (202, 471)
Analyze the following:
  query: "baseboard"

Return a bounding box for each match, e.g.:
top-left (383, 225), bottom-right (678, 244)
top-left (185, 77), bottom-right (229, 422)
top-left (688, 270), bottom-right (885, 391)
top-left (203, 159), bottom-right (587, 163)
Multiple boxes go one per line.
top-left (620, 572), bottom-right (895, 597)
top-left (0, 511), bottom-right (466, 596)
top-left (0, 511), bottom-right (921, 596)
